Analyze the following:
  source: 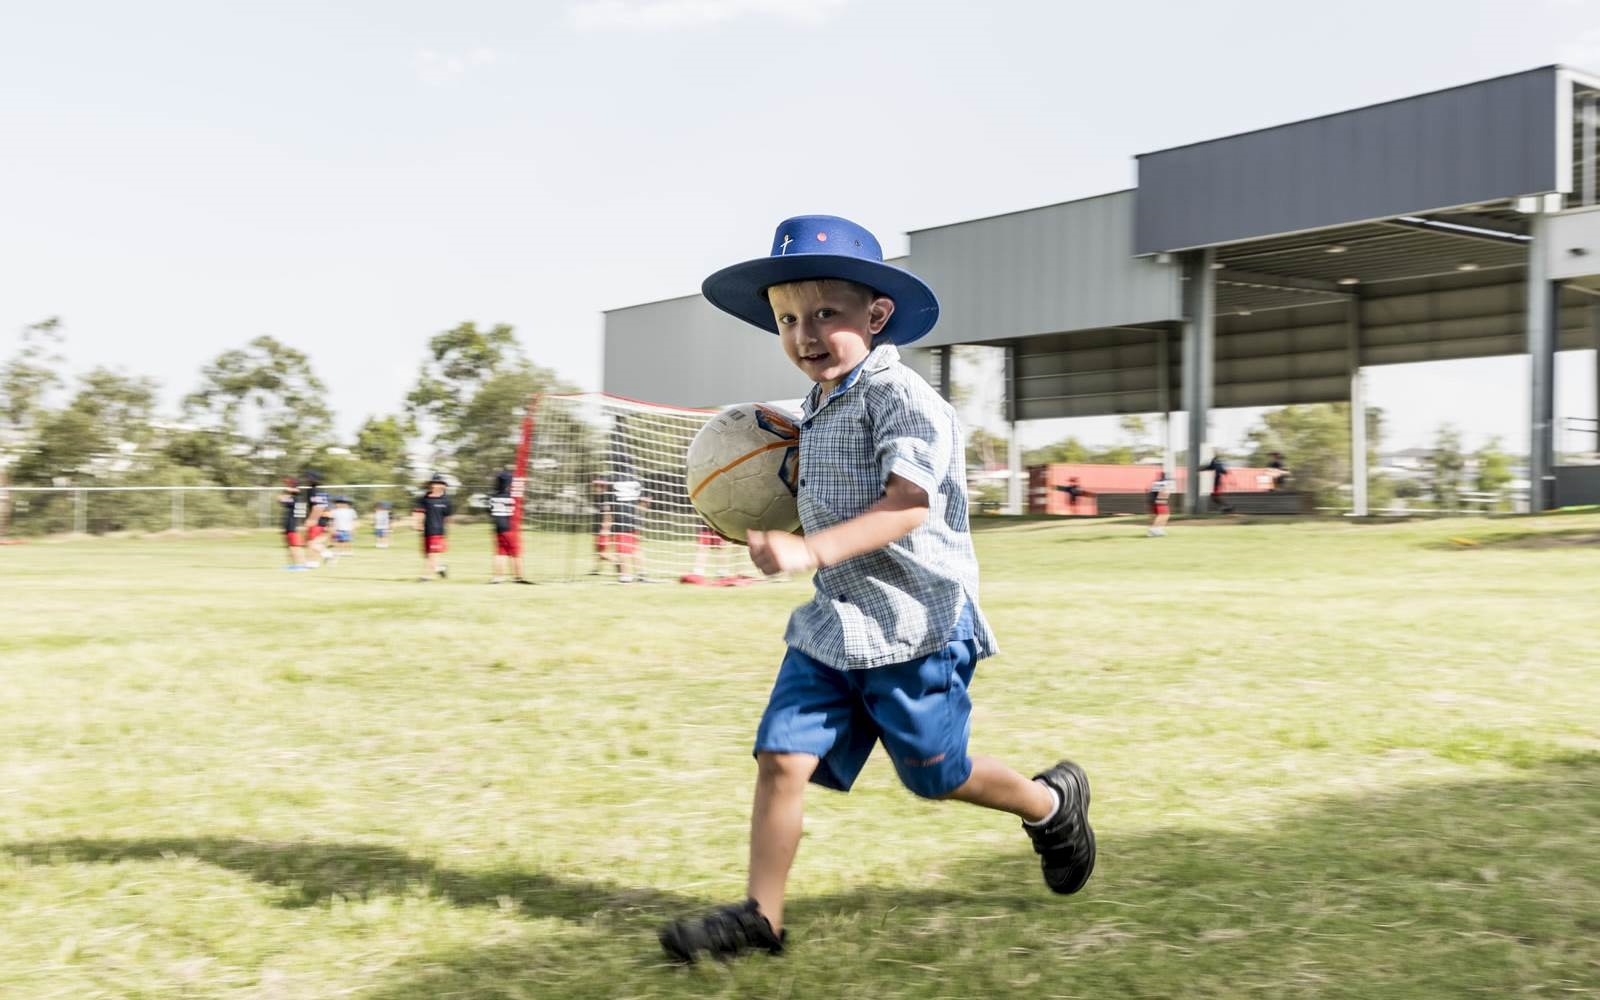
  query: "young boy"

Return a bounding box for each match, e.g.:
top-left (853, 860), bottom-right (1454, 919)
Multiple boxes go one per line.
top-left (597, 468), bottom-right (645, 584)
top-left (1055, 476), bottom-right (1093, 515)
top-left (302, 473), bottom-right (331, 568)
top-left (331, 496), bottom-right (357, 558)
top-left (487, 470), bottom-right (532, 584)
top-left (657, 215), bottom-right (1094, 962)
top-left (372, 501), bottom-right (392, 549)
top-left (279, 478), bottom-right (307, 570)
top-left (413, 473), bottom-right (453, 581)
top-left (1148, 470), bottom-right (1174, 537)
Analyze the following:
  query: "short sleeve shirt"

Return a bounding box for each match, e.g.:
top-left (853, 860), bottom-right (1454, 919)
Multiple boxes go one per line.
top-left (415, 493), bottom-right (453, 536)
top-left (785, 344), bottom-right (997, 670)
top-left (489, 492), bottom-right (516, 533)
top-left (604, 477), bottom-right (643, 533)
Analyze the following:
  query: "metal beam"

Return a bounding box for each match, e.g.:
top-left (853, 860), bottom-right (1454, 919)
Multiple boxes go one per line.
top-left (1380, 217), bottom-right (1531, 247)
top-left (1182, 249), bottom-right (1216, 513)
top-left (1348, 297), bottom-right (1368, 516)
top-left (936, 345), bottom-right (952, 401)
top-left (1528, 212), bottom-right (1557, 511)
top-left (1216, 268), bottom-right (1352, 296)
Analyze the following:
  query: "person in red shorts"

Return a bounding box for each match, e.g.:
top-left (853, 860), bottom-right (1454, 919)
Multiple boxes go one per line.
top-left (413, 472), bottom-right (454, 581)
top-left (1147, 470), bottom-right (1174, 537)
top-left (302, 472), bottom-right (331, 568)
top-left (487, 469), bottom-right (532, 585)
top-left (279, 477), bottom-right (307, 570)
top-left (598, 469), bottom-right (644, 583)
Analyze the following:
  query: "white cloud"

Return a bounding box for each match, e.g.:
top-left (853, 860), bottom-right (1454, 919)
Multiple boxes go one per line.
top-left (413, 48), bottom-right (499, 85)
top-left (569, 0), bottom-right (852, 32)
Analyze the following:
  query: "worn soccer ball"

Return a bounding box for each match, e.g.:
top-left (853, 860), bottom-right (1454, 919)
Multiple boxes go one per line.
top-left (686, 403), bottom-right (802, 544)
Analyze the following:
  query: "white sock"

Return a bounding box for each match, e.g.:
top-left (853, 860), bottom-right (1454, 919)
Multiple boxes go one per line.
top-left (1023, 780), bottom-right (1061, 827)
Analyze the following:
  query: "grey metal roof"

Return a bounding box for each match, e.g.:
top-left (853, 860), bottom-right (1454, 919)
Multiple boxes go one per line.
top-left (1135, 67), bottom-right (1562, 253)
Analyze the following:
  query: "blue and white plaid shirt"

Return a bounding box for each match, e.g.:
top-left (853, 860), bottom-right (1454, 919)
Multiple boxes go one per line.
top-left (784, 343), bottom-right (998, 670)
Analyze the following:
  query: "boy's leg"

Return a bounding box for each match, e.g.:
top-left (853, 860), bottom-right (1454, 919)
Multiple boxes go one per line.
top-left (747, 751), bottom-right (819, 933)
top-left (940, 756), bottom-right (1054, 821)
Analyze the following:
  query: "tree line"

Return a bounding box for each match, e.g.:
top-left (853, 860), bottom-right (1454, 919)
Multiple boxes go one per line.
top-left (0, 317), bottom-right (572, 531)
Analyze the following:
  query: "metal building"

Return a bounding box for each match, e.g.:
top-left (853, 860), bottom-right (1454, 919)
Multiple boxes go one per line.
top-left (605, 65), bottom-right (1600, 512)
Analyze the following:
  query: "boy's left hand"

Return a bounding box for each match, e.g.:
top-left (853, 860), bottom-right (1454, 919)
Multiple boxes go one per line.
top-left (748, 530), bottom-right (816, 575)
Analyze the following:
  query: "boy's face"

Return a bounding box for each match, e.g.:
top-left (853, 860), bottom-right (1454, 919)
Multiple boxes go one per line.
top-left (766, 280), bottom-right (894, 390)
top-left (429, 483), bottom-right (445, 496)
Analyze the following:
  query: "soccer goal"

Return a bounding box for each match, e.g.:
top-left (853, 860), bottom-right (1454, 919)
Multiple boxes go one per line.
top-left (516, 392), bottom-right (762, 584)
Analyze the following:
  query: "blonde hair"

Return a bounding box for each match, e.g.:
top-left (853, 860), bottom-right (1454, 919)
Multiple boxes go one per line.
top-left (764, 277), bottom-right (882, 306)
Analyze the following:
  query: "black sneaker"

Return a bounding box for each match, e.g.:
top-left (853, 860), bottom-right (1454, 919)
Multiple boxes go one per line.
top-left (1025, 760), bottom-right (1095, 895)
top-left (658, 899), bottom-right (785, 964)
top-left (513, 577), bottom-right (535, 585)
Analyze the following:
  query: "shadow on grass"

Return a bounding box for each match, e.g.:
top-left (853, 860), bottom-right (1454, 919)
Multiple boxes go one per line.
top-left (1424, 527), bottom-right (1600, 551)
top-left (9, 759), bottom-right (1600, 998)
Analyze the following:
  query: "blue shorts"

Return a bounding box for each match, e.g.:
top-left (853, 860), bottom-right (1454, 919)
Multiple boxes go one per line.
top-left (754, 638), bottom-right (978, 799)
top-left (374, 528), bottom-right (389, 538)
top-left (334, 530), bottom-right (352, 543)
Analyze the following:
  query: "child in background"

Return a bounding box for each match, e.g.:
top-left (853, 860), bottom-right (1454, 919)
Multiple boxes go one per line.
top-left (331, 497), bottom-right (357, 557)
top-left (372, 501), bottom-right (392, 548)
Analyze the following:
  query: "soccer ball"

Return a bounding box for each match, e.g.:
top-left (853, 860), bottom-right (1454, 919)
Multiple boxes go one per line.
top-left (686, 403), bottom-right (802, 544)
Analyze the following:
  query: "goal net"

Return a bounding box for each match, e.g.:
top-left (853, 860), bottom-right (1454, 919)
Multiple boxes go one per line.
top-left (516, 392), bottom-right (761, 584)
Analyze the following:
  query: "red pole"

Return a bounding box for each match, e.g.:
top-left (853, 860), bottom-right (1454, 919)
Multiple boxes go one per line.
top-left (510, 394), bottom-right (541, 538)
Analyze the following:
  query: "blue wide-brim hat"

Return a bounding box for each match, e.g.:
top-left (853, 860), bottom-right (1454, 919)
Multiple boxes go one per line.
top-left (702, 215), bottom-right (939, 346)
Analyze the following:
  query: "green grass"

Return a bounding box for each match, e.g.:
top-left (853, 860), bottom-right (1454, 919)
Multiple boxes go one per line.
top-left (2, 515), bottom-right (1599, 999)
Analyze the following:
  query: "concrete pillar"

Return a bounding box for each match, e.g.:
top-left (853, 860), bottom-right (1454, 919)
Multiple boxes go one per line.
top-left (1583, 93), bottom-right (1597, 207)
top-left (1527, 211), bottom-right (1557, 511)
top-left (1157, 327), bottom-right (1175, 477)
top-left (1181, 249), bottom-right (1216, 513)
top-left (1592, 304), bottom-right (1600, 452)
top-left (1004, 343), bottom-right (1022, 514)
top-left (1348, 297), bottom-right (1368, 516)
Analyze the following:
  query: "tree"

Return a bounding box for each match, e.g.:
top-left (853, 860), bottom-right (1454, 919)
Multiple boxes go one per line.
top-left (1117, 414), bottom-right (1160, 462)
top-left (1022, 436), bottom-right (1089, 466)
top-left (1242, 403), bottom-right (1385, 511)
top-left (1, 317), bottom-right (67, 467)
top-left (1473, 436), bottom-right (1513, 510)
top-left (11, 369), bottom-right (160, 486)
top-left (405, 321), bottom-right (571, 489)
top-left (181, 336), bottom-right (333, 484)
top-left (967, 427), bottom-right (1011, 470)
top-left (1426, 424), bottom-right (1467, 512)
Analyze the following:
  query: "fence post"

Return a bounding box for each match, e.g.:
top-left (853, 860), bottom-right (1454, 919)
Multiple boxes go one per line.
top-left (173, 489), bottom-right (185, 532)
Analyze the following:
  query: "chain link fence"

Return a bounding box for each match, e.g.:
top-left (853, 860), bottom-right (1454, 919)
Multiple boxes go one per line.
top-left (0, 485), bottom-right (408, 537)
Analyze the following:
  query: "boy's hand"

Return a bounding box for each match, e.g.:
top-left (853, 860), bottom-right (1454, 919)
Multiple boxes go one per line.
top-left (748, 529), bottom-right (817, 575)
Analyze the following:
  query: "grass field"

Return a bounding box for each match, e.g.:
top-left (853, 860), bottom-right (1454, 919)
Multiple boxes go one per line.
top-left (3, 514), bottom-right (1599, 999)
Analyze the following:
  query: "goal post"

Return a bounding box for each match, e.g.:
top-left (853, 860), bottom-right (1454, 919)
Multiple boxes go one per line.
top-left (516, 392), bottom-right (759, 583)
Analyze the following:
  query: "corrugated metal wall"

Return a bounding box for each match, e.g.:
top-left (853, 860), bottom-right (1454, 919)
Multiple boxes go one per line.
top-left (602, 293), bottom-right (808, 408)
top-left (910, 191), bottom-right (1182, 348)
top-left (602, 258), bottom-right (941, 408)
top-left (1136, 67), bottom-right (1562, 253)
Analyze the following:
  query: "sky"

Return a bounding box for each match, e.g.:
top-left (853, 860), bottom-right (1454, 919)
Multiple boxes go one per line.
top-left (4, 0), bottom-right (1600, 454)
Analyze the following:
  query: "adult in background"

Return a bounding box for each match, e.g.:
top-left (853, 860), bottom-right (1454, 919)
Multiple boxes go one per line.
top-left (1268, 452), bottom-right (1290, 491)
top-left (1205, 452), bottom-right (1234, 514)
top-left (413, 473), bottom-right (453, 582)
top-left (1053, 477), bottom-right (1093, 515)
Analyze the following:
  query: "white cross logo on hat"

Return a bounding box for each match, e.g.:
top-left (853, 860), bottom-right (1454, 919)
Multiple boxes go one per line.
top-left (779, 234), bottom-right (793, 255)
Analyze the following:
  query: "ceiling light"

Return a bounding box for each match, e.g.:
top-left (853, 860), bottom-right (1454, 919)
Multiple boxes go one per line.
top-left (1210, 261), bottom-right (1227, 270)
top-left (1325, 245), bottom-right (1348, 254)
top-left (1237, 309), bottom-right (1253, 316)
top-left (1456, 262), bottom-right (1479, 271)
top-left (1337, 277), bottom-right (1360, 286)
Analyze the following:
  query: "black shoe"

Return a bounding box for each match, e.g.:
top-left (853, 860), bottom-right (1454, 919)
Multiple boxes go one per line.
top-left (1025, 760), bottom-right (1095, 895)
top-left (438, 565), bottom-right (448, 579)
top-left (514, 577), bottom-right (535, 585)
top-left (658, 899), bottom-right (785, 964)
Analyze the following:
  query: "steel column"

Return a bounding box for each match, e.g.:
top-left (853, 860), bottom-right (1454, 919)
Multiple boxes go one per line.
top-left (1181, 249), bottom-right (1216, 513)
top-left (1527, 211), bottom-right (1557, 511)
top-left (1156, 327), bottom-right (1174, 477)
top-left (1005, 343), bottom-right (1022, 514)
top-left (1349, 297), bottom-right (1368, 516)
